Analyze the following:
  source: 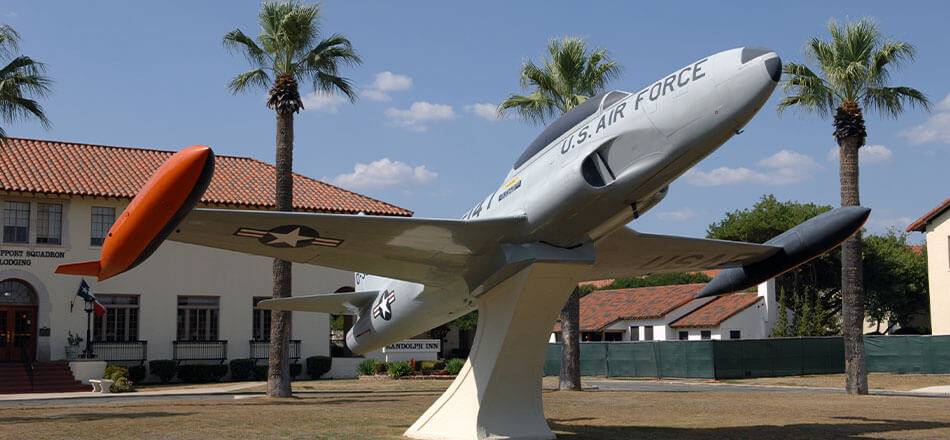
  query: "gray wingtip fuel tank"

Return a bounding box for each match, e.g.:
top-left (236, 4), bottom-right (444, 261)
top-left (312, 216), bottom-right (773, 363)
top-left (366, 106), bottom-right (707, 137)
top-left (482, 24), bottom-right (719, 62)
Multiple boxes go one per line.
top-left (696, 206), bottom-right (871, 298)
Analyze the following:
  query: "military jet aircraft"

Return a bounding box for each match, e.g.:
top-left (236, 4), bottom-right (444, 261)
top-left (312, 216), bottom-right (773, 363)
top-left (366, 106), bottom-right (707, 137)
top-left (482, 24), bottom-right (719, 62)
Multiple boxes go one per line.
top-left (57, 47), bottom-right (869, 440)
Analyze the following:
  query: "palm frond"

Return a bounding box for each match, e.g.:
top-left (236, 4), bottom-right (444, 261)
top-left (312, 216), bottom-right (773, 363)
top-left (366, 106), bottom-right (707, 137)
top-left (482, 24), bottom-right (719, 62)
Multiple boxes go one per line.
top-left (778, 62), bottom-right (835, 116)
top-left (0, 24), bottom-right (20, 58)
top-left (224, 1), bottom-right (359, 108)
top-left (863, 86), bottom-right (930, 118)
top-left (227, 68), bottom-right (271, 94)
top-left (223, 29), bottom-right (269, 68)
top-left (313, 71), bottom-right (357, 102)
top-left (784, 17), bottom-right (927, 121)
top-left (499, 92), bottom-right (555, 126)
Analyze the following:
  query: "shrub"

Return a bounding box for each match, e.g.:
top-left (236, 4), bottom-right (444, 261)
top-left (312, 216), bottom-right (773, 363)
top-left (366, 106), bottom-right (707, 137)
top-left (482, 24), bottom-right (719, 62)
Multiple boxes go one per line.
top-left (250, 363), bottom-right (301, 380)
top-left (357, 359), bottom-right (379, 376)
top-left (128, 365), bottom-right (147, 383)
top-left (253, 365), bottom-right (268, 380)
top-left (110, 377), bottom-right (134, 393)
top-left (387, 361), bottom-right (412, 379)
top-left (417, 360), bottom-right (444, 372)
top-left (148, 360), bottom-right (177, 384)
top-left (229, 359), bottom-right (256, 381)
top-left (290, 363), bottom-right (302, 378)
top-left (177, 364), bottom-right (228, 383)
top-left (445, 358), bottom-right (465, 375)
top-left (306, 356), bottom-right (332, 379)
top-left (103, 364), bottom-right (129, 381)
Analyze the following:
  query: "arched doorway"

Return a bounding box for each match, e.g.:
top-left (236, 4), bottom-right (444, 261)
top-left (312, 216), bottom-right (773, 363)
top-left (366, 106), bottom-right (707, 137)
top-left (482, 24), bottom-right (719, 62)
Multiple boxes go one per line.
top-left (0, 279), bottom-right (38, 361)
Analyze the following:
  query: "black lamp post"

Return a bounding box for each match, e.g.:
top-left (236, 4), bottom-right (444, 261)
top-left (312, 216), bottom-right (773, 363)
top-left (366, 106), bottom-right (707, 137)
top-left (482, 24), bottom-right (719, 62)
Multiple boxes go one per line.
top-left (83, 299), bottom-right (94, 359)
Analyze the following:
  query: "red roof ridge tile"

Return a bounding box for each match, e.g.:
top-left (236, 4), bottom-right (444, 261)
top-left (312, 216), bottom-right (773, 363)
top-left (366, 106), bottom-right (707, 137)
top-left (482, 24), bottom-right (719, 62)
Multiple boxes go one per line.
top-left (907, 197), bottom-right (950, 232)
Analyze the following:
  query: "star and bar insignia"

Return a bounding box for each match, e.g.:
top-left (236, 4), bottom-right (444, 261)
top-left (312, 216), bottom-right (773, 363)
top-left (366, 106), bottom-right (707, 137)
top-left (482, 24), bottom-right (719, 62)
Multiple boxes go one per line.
top-left (233, 225), bottom-right (343, 248)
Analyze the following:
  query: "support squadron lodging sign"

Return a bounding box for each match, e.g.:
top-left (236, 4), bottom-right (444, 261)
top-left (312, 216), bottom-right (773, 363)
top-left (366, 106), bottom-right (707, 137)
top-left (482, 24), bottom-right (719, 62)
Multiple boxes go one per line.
top-left (0, 249), bottom-right (66, 267)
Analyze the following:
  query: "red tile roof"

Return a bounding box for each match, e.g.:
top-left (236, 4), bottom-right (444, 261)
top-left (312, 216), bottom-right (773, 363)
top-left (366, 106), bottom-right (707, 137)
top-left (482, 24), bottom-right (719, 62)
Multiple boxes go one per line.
top-left (555, 283), bottom-right (707, 332)
top-left (907, 198), bottom-right (950, 232)
top-left (0, 137), bottom-right (411, 216)
top-left (670, 292), bottom-right (761, 328)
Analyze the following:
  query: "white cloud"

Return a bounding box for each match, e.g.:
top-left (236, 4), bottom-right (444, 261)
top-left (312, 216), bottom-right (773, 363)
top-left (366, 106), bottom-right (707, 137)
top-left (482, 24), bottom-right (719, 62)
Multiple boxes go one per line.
top-left (361, 71), bottom-right (412, 102)
top-left (329, 158), bottom-right (438, 190)
top-left (901, 111), bottom-right (950, 144)
top-left (825, 144), bottom-right (893, 164)
top-left (684, 167), bottom-right (768, 186)
top-left (686, 149), bottom-right (819, 186)
top-left (656, 207), bottom-right (698, 222)
top-left (466, 103), bottom-right (501, 121)
top-left (900, 93), bottom-right (950, 144)
top-left (384, 101), bottom-right (455, 131)
top-left (301, 92), bottom-right (347, 113)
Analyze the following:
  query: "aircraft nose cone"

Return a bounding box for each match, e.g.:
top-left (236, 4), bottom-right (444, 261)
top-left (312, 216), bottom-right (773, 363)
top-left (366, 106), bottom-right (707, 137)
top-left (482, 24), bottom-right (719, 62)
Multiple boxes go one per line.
top-left (765, 56), bottom-right (782, 82)
top-left (740, 47), bottom-right (781, 82)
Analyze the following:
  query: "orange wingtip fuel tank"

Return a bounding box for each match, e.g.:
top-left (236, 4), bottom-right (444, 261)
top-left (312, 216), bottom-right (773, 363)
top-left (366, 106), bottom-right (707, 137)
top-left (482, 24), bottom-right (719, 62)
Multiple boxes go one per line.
top-left (56, 145), bottom-right (215, 281)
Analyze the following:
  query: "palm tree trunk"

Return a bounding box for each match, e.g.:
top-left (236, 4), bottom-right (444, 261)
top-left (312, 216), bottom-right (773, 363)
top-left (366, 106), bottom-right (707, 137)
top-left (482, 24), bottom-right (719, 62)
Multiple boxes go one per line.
top-left (268, 110), bottom-right (295, 397)
top-left (559, 288), bottom-right (581, 391)
top-left (838, 128), bottom-right (868, 395)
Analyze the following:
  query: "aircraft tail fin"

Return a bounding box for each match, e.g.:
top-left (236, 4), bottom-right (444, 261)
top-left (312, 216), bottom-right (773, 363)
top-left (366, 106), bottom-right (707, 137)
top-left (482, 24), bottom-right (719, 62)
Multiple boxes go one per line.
top-left (256, 290), bottom-right (379, 315)
top-left (55, 261), bottom-right (101, 277)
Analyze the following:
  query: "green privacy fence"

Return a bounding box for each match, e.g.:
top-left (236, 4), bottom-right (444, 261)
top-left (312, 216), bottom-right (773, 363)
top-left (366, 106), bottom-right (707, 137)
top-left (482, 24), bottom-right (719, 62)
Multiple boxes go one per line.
top-left (544, 335), bottom-right (950, 379)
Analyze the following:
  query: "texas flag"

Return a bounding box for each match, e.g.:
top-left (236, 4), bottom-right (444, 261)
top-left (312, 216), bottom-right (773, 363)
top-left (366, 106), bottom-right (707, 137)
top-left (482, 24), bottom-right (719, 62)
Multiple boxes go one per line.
top-left (76, 279), bottom-right (106, 317)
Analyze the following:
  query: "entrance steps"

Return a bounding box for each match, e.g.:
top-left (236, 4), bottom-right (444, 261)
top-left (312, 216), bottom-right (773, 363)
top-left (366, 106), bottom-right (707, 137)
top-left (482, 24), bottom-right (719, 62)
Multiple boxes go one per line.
top-left (0, 361), bottom-right (88, 394)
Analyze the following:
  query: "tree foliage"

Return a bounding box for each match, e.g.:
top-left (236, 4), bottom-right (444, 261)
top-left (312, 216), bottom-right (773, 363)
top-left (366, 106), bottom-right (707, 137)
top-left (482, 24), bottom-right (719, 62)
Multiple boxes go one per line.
top-left (604, 272), bottom-right (711, 291)
top-left (863, 230), bottom-right (929, 332)
top-left (778, 17), bottom-right (929, 118)
top-left (0, 24), bottom-right (52, 137)
top-left (224, 0), bottom-right (361, 110)
top-left (498, 36), bottom-right (621, 125)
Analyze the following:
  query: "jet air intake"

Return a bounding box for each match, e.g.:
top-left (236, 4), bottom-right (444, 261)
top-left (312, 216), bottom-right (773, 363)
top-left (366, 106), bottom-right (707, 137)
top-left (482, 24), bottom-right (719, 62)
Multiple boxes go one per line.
top-left (697, 206), bottom-right (871, 298)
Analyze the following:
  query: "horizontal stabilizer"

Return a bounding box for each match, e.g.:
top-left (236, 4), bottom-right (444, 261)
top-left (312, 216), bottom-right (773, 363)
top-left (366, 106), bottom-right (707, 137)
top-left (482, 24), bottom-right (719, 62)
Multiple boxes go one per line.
top-left (256, 290), bottom-right (379, 315)
top-left (698, 206), bottom-right (870, 298)
top-left (55, 261), bottom-right (101, 277)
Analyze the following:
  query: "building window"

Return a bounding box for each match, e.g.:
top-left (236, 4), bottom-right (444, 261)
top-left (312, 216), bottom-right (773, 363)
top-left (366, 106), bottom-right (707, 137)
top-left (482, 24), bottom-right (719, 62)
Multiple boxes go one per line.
top-left (629, 326), bottom-right (639, 341)
top-left (36, 203), bottom-right (63, 245)
top-left (730, 330), bottom-right (741, 340)
top-left (679, 331), bottom-right (689, 340)
top-left (644, 326), bottom-right (654, 341)
top-left (93, 295), bottom-right (139, 342)
top-left (252, 297), bottom-right (272, 341)
top-left (90, 207), bottom-right (116, 246)
top-left (2, 201), bottom-right (30, 243)
top-left (701, 330), bottom-right (712, 340)
top-left (604, 332), bottom-right (623, 342)
top-left (177, 296), bottom-right (219, 341)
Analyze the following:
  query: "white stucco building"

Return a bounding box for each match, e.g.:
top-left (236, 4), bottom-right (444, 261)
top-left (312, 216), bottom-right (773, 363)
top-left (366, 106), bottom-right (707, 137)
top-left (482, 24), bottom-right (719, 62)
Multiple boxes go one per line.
top-left (0, 137), bottom-right (410, 367)
top-left (908, 197), bottom-right (949, 335)
top-left (552, 280), bottom-right (779, 342)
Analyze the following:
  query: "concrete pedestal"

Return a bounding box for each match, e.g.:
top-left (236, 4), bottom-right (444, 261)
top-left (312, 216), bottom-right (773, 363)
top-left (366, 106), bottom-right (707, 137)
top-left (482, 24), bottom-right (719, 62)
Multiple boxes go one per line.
top-left (405, 263), bottom-right (580, 440)
top-left (68, 360), bottom-right (107, 384)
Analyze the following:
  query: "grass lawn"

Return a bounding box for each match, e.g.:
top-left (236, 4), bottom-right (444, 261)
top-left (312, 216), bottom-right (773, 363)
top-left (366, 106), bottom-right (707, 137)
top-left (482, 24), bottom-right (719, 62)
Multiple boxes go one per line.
top-left (3, 379), bottom-right (950, 439)
top-left (719, 373), bottom-right (950, 391)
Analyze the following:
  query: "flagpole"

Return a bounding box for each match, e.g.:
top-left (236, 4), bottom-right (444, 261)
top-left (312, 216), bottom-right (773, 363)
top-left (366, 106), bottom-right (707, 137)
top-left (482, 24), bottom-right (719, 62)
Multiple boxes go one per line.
top-left (83, 299), bottom-right (93, 359)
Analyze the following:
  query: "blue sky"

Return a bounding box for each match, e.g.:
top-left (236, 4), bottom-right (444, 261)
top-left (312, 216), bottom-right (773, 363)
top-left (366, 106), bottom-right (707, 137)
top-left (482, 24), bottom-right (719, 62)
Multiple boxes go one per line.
top-left (4, 1), bottom-right (949, 241)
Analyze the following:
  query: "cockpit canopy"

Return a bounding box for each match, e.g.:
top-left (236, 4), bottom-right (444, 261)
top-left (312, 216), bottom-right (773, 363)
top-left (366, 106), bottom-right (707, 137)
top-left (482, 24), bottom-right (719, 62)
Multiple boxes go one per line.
top-left (512, 90), bottom-right (631, 170)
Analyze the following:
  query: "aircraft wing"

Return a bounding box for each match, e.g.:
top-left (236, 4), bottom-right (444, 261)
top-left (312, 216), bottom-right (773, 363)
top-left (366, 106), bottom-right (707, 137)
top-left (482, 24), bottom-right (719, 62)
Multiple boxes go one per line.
top-left (170, 208), bottom-right (525, 287)
top-left (584, 227), bottom-right (781, 281)
top-left (257, 290), bottom-right (378, 315)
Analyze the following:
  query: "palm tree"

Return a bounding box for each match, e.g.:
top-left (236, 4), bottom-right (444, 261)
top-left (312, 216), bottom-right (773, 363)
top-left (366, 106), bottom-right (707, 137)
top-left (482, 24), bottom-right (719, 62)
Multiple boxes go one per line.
top-left (0, 24), bottom-right (52, 138)
top-left (779, 18), bottom-right (929, 395)
top-left (224, 0), bottom-right (360, 397)
top-left (499, 37), bottom-right (621, 391)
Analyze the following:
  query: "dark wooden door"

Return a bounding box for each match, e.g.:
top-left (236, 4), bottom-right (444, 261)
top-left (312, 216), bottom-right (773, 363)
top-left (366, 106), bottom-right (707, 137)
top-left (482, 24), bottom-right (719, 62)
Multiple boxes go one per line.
top-left (0, 307), bottom-right (36, 362)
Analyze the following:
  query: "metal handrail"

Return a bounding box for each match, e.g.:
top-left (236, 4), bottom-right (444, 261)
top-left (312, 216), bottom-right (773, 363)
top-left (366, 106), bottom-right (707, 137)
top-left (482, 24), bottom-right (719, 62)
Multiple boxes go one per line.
top-left (19, 345), bottom-right (34, 390)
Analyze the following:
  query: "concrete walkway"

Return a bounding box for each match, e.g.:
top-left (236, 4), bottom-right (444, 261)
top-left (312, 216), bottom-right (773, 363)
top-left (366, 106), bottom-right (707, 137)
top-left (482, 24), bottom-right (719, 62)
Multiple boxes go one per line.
top-left (0, 381), bottom-right (264, 402)
top-left (586, 377), bottom-right (950, 398)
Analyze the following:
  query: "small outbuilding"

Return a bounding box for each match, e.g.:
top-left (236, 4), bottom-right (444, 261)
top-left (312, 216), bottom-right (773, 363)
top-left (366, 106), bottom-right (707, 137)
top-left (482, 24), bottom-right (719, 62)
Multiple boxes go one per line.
top-left (907, 197), bottom-right (950, 335)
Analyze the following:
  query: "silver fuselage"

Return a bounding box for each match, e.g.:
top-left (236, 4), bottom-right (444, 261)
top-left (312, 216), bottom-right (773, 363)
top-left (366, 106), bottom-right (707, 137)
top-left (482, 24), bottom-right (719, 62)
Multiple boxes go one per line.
top-left (348, 47), bottom-right (780, 353)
